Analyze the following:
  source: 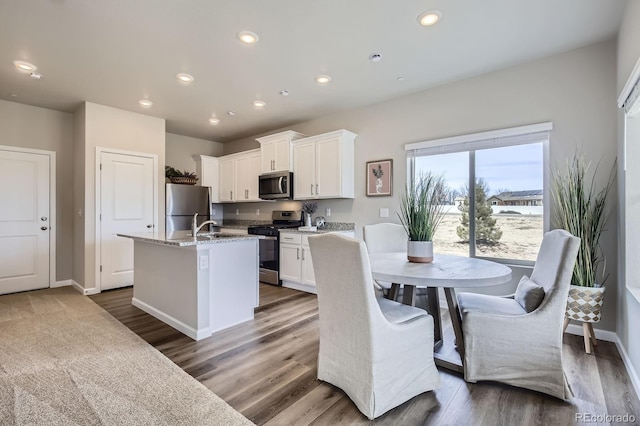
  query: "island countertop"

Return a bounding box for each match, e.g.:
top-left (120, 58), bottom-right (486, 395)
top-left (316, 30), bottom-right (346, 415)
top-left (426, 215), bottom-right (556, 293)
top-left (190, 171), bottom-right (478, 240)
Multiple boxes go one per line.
top-left (117, 231), bottom-right (258, 247)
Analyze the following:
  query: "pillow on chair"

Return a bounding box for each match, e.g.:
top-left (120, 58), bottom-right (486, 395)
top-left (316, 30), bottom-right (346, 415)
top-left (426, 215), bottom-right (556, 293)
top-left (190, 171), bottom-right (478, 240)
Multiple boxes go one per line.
top-left (514, 275), bottom-right (545, 312)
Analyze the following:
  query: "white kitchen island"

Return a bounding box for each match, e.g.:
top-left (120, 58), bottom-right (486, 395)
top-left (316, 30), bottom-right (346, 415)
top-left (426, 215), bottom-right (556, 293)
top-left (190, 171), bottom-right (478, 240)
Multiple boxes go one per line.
top-left (118, 231), bottom-right (259, 341)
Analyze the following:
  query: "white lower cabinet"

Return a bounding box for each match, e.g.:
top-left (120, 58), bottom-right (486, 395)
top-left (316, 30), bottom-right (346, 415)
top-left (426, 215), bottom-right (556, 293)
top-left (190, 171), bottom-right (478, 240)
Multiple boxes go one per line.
top-left (279, 231), bottom-right (354, 294)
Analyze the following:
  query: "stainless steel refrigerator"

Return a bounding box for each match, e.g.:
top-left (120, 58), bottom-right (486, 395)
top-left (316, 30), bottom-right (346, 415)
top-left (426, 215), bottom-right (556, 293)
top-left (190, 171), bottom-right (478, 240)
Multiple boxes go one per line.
top-left (165, 183), bottom-right (213, 232)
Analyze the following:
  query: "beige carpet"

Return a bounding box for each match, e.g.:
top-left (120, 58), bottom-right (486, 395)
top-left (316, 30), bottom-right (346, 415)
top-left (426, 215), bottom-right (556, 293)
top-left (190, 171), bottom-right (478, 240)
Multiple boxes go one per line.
top-left (0, 286), bottom-right (253, 425)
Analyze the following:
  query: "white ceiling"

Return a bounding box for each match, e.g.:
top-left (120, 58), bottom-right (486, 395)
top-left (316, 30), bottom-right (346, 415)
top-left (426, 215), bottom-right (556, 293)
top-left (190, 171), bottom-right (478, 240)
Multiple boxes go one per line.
top-left (0, 0), bottom-right (627, 143)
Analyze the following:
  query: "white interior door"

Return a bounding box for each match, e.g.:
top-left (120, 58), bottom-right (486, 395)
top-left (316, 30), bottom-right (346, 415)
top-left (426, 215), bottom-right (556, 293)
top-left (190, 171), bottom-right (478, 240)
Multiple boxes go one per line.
top-left (100, 151), bottom-right (154, 291)
top-left (0, 149), bottom-right (50, 294)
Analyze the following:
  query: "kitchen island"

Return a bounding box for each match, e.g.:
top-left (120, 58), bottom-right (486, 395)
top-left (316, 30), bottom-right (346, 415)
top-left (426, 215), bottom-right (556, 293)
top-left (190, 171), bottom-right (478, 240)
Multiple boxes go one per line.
top-left (118, 231), bottom-right (259, 341)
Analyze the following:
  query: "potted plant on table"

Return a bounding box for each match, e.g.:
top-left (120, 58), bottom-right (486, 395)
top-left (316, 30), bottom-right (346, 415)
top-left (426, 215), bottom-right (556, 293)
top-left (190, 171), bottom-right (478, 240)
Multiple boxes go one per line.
top-left (551, 153), bottom-right (616, 351)
top-left (398, 172), bottom-right (447, 263)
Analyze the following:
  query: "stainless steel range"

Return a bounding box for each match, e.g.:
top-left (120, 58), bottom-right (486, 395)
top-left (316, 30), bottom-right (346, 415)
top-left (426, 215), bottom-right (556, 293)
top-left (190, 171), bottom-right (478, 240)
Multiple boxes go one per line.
top-left (247, 210), bottom-right (303, 285)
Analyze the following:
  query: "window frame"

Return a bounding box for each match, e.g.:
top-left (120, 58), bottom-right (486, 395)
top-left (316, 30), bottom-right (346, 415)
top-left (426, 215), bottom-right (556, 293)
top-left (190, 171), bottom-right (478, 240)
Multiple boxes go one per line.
top-left (405, 122), bottom-right (552, 266)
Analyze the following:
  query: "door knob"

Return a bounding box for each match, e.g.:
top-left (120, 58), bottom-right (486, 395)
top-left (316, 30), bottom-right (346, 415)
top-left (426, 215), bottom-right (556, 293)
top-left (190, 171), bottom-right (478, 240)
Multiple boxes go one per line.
top-left (146, 224), bottom-right (153, 228)
top-left (41, 226), bottom-right (48, 231)
top-left (41, 217), bottom-right (48, 221)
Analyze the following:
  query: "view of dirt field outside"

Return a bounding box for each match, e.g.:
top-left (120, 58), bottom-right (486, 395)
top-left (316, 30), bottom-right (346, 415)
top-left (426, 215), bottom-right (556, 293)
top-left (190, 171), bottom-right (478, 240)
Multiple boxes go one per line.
top-left (415, 142), bottom-right (545, 262)
top-left (432, 208), bottom-right (543, 262)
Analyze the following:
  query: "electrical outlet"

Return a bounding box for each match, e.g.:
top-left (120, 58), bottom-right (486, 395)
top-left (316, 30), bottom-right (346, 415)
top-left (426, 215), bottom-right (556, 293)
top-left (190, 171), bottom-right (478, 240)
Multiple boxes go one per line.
top-left (211, 208), bottom-right (216, 216)
top-left (325, 208), bottom-right (331, 217)
top-left (380, 208), bottom-right (389, 218)
top-left (236, 209), bottom-right (239, 215)
top-left (199, 255), bottom-right (209, 270)
top-left (256, 208), bottom-right (260, 215)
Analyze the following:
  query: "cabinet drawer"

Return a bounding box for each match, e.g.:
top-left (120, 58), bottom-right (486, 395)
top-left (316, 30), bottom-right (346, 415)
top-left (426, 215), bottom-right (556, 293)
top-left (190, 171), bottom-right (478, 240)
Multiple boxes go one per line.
top-left (279, 233), bottom-right (301, 244)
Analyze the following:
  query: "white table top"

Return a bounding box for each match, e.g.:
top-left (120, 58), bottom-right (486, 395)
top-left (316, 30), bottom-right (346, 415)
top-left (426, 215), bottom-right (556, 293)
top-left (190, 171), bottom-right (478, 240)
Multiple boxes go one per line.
top-left (369, 252), bottom-right (512, 289)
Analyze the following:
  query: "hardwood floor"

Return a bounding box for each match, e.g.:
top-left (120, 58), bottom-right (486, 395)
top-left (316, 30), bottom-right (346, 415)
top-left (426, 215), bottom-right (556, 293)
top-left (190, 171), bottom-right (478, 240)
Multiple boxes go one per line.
top-left (90, 284), bottom-right (639, 425)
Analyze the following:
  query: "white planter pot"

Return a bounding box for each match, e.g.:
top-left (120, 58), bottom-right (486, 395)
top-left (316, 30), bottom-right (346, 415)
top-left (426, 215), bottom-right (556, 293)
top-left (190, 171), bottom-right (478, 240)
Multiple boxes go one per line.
top-left (407, 241), bottom-right (433, 263)
top-left (565, 284), bottom-right (605, 323)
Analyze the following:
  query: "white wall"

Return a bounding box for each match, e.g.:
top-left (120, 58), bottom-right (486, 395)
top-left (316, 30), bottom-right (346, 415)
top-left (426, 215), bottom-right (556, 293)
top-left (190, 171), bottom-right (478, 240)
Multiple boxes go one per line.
top-left (616, 0), bottom-right (640, 389)
top-left (225, 40), bottom-right (619, 331)
top-left (74, 102), bottom-right (166, 291)
top-left (166, 133), bottom-right (224, 174)
top-left (0, 99), bottom-right (74, 282)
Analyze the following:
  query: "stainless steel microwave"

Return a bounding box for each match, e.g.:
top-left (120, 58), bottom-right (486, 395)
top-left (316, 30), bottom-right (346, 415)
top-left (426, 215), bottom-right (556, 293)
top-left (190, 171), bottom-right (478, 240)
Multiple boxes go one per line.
top-left (259, 171), bottom-right (293, 200)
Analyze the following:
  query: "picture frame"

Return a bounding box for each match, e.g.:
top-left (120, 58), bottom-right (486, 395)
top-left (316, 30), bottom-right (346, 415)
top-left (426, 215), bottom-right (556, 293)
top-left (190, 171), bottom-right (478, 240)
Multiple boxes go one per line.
top-left (366, 159), bottom-right (393, 196)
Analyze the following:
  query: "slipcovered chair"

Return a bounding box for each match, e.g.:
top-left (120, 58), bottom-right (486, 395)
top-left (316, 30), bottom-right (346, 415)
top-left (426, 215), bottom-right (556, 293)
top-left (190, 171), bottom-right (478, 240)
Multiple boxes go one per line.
top-left (363, 223), bottom-right (428, 308)
top-left (457, 229), bottom-right (580, 400)
top-left (308, 233), bottom-right (440, 419)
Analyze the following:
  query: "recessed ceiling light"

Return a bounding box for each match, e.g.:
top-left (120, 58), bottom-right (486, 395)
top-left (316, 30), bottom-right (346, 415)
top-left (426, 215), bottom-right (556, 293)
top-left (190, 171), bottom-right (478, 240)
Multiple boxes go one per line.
top-left (253, 100), bottom-right (266, 108)
top-left (227, 111), bottom-right (236, 116)
top-left (369, 53), bottom-right (382, 63)
top-left (279, 89), bottom-right (290, 96)
top-left (397, 76), bottom-right (405, 81)
top-left (138, 99), bottom-right (153, 108)
top-left (176, 73), bottom-right (194, 84)
top-left (29, 72), bottom-right (43, 80)
top-left (209, 117), bottom-right (220, 125)
top-left (315, 75), bottom-right (331, 85)
top-left (13, 60), bottom-right (37, 73)
top-left (418, 10), bottom-right (442, 26)
top-left (237, 31), bottom-right (259, 44)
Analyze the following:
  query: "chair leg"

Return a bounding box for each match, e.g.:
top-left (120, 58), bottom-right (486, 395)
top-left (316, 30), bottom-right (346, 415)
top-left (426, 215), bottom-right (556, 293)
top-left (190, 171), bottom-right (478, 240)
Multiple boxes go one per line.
top-left (387, 283), bottom-right (400, 301)
top-left (583, 322), bottom-right (592, 354)
top-left (563, 317), bottom-right (570, 333)
top-left (587, 323), bottom-right (598, 346)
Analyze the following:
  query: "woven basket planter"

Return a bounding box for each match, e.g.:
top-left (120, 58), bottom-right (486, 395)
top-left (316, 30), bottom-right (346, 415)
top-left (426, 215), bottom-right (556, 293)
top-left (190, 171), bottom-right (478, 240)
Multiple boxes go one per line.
top-left (565, 284), bottom-right (605, 323)
top-left (169, 176), bottom-right (197, 185)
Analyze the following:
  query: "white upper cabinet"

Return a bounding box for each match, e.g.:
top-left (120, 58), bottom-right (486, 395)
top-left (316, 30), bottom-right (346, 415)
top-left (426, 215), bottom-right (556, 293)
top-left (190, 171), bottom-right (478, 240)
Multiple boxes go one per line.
top-left (292, 129), bottom-right (356, 200)
top-left (194, 155), bottom-right (220, 203)
top-left (219, 157), bottom-right (235, 202)
top-left (235, 150), bottom-right (261, 201)
top-left (218, 149), bottom-right (261, 203)
top-left (257, 130), bottom-right (306, 173)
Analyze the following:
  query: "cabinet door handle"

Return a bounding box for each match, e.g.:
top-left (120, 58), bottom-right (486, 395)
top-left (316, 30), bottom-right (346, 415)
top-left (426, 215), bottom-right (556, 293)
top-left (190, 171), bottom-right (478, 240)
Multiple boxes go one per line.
top-left (271, 160), bottom-right (275, 170)
top-left (310, 184), bottom-right (313, 195)
top-left (301, 248), bottom-right (305, 260)
top-left (230, 191), bottom-right (233, 200)
top-left (315, 184), bottom-right (318, 195)
top-left (296, 248), bottom-right (300, 260)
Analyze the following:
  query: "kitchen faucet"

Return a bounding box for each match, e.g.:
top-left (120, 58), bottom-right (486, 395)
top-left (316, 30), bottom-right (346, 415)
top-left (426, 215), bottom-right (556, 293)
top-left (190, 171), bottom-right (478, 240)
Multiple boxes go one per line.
top-left (191, 213), bottom-right (218, 236)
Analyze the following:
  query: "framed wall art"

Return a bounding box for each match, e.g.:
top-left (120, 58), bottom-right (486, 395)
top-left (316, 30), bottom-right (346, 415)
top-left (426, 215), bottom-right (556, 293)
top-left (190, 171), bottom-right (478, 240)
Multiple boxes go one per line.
top-left (366, 159), bottom-right (393, 196)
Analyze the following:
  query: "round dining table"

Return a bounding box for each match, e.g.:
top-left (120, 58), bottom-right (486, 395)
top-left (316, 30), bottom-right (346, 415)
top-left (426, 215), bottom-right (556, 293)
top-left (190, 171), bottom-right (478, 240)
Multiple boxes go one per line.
top-left (368, 252), bottom-right (512, 373)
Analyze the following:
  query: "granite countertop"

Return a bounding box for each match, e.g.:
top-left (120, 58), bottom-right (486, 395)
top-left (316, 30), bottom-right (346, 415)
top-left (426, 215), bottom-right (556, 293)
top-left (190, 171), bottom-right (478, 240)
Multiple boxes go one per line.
top-left (117, 231), bottom-right (258, 247)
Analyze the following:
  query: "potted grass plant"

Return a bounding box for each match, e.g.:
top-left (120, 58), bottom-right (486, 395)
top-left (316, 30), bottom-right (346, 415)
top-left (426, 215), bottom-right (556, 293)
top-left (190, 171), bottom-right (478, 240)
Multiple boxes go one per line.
top-left (398, 172), bottom-right (447, 263)
top-left (551, 154), bottom-right (615, 329)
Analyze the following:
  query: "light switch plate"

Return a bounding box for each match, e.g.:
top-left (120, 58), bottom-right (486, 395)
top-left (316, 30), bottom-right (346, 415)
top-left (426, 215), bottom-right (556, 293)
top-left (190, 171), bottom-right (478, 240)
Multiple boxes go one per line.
top-left (380, 208), bottom-right (389, 218)
top-left (325, 208), bottom-right (331, 217)
top-left (199, 255), bottom-right (209, 270)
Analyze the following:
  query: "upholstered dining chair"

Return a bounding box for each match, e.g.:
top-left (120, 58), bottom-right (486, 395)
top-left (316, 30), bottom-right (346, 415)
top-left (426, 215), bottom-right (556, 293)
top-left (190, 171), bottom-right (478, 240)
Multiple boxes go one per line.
top-left (308, 233), bottom-right (440, 420)
top-left (363, 223), bottom-right (428, 308)
top-left (457, 229), bottom-right (580, 400)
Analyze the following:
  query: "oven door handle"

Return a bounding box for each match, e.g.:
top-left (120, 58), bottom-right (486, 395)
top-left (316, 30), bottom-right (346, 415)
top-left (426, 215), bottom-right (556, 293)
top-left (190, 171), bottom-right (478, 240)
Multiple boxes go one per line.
top-left (259, 235), bottom-right (278, 240)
